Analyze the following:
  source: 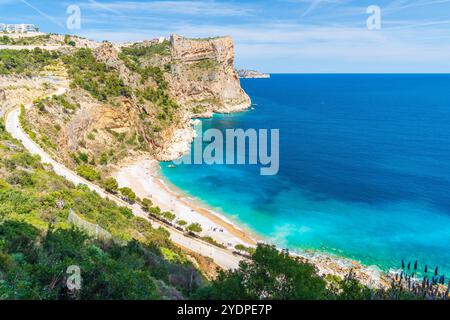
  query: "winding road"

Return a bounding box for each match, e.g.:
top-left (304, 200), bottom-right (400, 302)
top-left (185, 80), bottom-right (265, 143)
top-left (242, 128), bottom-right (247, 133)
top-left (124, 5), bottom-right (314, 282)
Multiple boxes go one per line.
top-left (4, 87), bottom-right (242, 270)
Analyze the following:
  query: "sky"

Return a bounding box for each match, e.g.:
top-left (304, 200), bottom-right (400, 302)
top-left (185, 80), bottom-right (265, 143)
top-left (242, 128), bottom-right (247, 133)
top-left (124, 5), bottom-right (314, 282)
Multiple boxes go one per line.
top-left (1, 0), bottom-right (450, 72)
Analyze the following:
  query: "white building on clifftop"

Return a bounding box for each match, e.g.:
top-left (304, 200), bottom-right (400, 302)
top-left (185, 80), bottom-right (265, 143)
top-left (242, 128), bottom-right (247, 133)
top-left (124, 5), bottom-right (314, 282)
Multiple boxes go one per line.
top-left (0, 23), bottom-right (39, 33)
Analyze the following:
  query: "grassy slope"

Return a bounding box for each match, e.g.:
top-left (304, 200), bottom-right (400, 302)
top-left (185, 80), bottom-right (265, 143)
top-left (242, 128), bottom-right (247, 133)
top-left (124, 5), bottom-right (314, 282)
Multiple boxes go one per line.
top-left (0, 118), bottom-right (205, 299)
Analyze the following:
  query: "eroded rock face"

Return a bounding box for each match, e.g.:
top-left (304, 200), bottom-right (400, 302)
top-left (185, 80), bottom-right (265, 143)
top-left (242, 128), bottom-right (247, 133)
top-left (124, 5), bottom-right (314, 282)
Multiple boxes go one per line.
top-left (21, 34), bottom-right (251, 165)
top-left (168, 35), bottom-right (251, 114)
top-left (0, 89), bottom-right (6, 104)
top-left (94, 43), bottom-right (142, 89)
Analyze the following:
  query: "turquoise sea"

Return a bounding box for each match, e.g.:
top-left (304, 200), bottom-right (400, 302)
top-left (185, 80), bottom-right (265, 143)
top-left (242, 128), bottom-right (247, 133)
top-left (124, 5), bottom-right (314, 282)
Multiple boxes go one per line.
top-left (161, 74), bottom-right (450, 275)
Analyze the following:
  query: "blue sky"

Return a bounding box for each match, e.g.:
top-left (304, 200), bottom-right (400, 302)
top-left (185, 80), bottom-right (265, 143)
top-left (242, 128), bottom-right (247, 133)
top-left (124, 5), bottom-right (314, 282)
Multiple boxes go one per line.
top-left (1, 0), bottom-right (450, 72)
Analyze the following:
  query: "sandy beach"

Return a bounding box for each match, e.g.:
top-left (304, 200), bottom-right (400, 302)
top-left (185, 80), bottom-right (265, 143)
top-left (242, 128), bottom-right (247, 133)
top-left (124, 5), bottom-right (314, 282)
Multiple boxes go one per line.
top-left (114, 157), bottom-right (258, 250)
top-left (113, 156), bottom-right (396, 289)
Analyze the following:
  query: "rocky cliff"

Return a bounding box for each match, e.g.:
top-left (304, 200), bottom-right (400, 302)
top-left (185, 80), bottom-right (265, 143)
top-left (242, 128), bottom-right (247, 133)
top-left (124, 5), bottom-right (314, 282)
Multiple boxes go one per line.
top-left (167, 35), bottom-right (251, 114)
top-left (17, 34), bottom-right (250, 174)
top-left (236, 69), bottom-right (270, 79)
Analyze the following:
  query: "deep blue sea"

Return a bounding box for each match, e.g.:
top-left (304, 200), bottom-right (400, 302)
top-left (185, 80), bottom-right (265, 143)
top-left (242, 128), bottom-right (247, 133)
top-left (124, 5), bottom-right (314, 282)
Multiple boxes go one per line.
top-left (161, 74), bottom-right (450, 275)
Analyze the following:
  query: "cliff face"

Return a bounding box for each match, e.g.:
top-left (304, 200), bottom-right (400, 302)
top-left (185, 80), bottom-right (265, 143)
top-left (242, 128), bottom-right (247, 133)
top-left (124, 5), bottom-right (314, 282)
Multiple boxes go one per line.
top-left (167, 35), bottom-right (251, 114)
top-left (21, 34), bottom-right (251, 169)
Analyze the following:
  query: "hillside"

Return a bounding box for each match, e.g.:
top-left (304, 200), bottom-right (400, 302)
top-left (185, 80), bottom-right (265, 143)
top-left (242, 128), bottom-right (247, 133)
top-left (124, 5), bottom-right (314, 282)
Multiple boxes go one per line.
top-left (0, 34), bottom-right (249, 298)
top-left (0, 117), bottom-right (214, 299)
top-left (1, 34), bottom-right (442, 301)
top-left (6, 34), bottom-right (250, 184)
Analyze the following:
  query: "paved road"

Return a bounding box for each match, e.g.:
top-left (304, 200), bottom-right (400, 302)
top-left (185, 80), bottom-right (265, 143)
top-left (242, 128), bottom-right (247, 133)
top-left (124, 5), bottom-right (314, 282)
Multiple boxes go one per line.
top-left (4, 88), bottom-right (242, 270)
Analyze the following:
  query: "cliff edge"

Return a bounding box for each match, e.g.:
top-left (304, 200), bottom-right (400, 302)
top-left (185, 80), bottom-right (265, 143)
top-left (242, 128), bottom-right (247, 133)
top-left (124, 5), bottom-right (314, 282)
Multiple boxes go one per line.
top-left (14, 33), bottom-right (251, 172)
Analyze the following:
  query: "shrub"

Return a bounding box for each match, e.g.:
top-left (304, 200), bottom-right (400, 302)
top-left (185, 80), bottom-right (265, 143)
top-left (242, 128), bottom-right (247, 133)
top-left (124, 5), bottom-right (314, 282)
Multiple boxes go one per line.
top-left (201, 236), bottom-right (226, 249)
top-left (76, 164), bottom-right (100, 181)
top-left (148, 206), bottom-right (161, 216)
top-left (77, 152), bottom-right (89, 163)
top-left (141, 198), bottom-right (153, 212)
top-left (119, 187), bottom-right (136, 204)
top-left (187, 223), bottom-right (202, 234)
top-left (193, 244), bottom-right (329, 300)
top-left (235, 244), bottom-right (255, 255)
top-left (162, 211), bottom-right (176, 222)
top-left (176, 220), bottom-right (187, 227)
top-left (62, 48), bottom-right (131, 102)
top-left (102, 177), bottom-right (118, 194)
top-left (100, 153), bottom-right (108, 165)
top-left (0, 48), bottom-right (59, 75)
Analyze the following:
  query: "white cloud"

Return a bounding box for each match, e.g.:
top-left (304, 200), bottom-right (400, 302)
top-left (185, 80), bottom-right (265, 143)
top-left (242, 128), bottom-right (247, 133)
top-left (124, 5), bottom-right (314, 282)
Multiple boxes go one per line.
top-left (79, 19), bottom-right (450, 72)
top-left (75, 0), bottom-right (450, 72)
top-left (79, 0), bottom-right (255, 17)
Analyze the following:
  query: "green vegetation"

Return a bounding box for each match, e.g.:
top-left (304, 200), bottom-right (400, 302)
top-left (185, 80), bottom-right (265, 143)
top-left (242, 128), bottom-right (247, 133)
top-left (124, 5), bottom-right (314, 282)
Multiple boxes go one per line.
top-left (138, 86), bottom-right (179, 124)
top-left (235, 244), bottom-right (256, 255)
top-left (0, 117), bottom-right (437, 301)
top-left (102, 177), bottom-right (118, 194)
top-left (0, 36), bottom-right (13, 45)
top-left (192, 105), bottom-right (206, 114)
top-left (119, 42), bottom-right (180, 128)
top-left (121, 40), bottom-right (171, 59)
top-left (186, 223), bottom-right (203, 234)
top-left (201, 236), bottom-right (226, 249)
top-left (149, 206), bottom-right (162, 216)
top-left (141, 198), bottom-right (153, 212)
top-left (119, 187), bottom-right (136, 204)
top-left (190, 58), bottom-right (219, 71)
top-left (176, 220), bottom-right (187, 227)
top-left (99, 153), bottom-right (109, 165)
top-left (0, 119), bottom-right (204, 299)
top-left (76, 164), bottom-right (100, 181)
top-left (63, 35), bottom-right (76, 47)
top-left (194, 244), bottom-right (329, 299)
top-left (0, 48), bottom-right (59, 75)
top-left (0, 34), bottom-right (51, 46)
top-left (194, 244), bottom-right (430, 300)
top-left (161, 211), bottom-right (176, 222)
top-left (63, 48), bottom-right (131, 101)
top-left (119, 42), bottom-right (170, 89)
top-left (19, 105), bottom-right (35, 140)
top-left (49, 94), bottom-right (79, 112)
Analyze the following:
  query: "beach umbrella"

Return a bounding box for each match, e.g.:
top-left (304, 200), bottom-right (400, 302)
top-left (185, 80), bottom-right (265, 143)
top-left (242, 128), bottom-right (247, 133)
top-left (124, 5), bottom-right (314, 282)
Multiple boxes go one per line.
top-left (414, 260), bottom-right (418, 271)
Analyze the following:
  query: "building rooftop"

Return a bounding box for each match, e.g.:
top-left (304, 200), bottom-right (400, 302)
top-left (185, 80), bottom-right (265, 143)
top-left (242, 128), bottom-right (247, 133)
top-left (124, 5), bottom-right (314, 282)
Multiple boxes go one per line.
top-left (0, 23), bottom-right (39, 34)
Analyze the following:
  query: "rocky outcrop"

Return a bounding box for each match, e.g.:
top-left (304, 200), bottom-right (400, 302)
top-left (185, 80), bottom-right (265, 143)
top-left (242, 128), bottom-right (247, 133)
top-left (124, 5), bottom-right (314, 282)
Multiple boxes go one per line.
top-left (167, 35), bottom-right (251, 114)
top-left (94, 43), bottom-right (142, 89)
top-left (236, 69), bottom-right (270, 79)
top-left (19, 34), bottom-right (251, 166)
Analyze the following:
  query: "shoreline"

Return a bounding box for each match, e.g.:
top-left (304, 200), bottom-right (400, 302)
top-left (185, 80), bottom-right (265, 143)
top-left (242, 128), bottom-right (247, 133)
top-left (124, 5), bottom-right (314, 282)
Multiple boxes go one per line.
top-left (113, 157), bottom-right (259, 249)
top-left (113, 156), bottom-right (393, 289)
